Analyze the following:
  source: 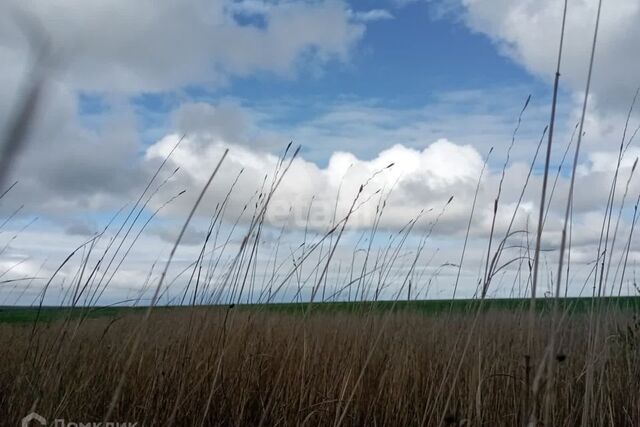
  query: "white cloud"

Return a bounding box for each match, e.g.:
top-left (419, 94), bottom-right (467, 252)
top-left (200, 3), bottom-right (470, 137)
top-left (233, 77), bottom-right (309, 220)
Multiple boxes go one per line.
top-left (458, 0), bottom-right (640, 111)
top-left (1, 0), bottom-right (365, 92)
top-left (1, 81), bottom-right (146, 216)
top-left (349, 9), bottom-right (394, 22)
top-left (145, 134), bottom-right (484, 230)
top-left (0, 0), bottom-right (371, 215)
top-left (142, 116), bottom-right (640, 244)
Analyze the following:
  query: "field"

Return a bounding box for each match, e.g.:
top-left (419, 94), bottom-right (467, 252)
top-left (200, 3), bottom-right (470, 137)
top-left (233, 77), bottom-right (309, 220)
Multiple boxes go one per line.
top-left (0, 300), bottom-right (639, 425)
top-left (2, 296), bottom-right (640, 322)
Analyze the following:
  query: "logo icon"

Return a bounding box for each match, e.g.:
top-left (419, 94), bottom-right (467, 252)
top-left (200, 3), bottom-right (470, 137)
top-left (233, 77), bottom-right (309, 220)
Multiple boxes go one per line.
top-left (21, 412), bottom-right (46, 427)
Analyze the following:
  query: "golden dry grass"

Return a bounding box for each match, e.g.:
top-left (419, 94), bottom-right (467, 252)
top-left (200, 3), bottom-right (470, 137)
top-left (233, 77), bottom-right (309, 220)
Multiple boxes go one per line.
top-left (1, 307), bottom-right (638, 426)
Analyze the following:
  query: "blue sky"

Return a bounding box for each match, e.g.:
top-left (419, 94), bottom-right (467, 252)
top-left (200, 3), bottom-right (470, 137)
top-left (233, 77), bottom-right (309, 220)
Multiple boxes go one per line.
top-left (223, 3), bottom-right (530, 104)
top-left (122, 1), bottom-right (552, 159)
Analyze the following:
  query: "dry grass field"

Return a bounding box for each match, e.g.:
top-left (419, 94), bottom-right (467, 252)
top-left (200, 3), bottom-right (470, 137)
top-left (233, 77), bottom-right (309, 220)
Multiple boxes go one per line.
top-left (1, 304), bottom-right (639, 426)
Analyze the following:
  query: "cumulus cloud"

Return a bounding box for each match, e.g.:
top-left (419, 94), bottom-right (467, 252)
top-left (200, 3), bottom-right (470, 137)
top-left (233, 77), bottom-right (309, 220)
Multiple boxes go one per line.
top-left (0, 0), bottom-right (377, 217)
top-left (458, 0), bottom-right (640, 111)
top-left (0, 88), bottom-right (546, 220)
top-left (142, 122), bottom-right (640, 249)
top-left (145, 134), bottom-right (484, 229)
top-left (1, 0), bottom-right (365, 92)
top-left (1, 82), bottom-right (146, 216)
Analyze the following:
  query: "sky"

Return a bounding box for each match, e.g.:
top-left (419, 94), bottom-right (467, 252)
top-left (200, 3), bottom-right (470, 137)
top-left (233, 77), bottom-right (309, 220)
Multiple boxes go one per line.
top-left (1, 0), bottom-right (640, 305)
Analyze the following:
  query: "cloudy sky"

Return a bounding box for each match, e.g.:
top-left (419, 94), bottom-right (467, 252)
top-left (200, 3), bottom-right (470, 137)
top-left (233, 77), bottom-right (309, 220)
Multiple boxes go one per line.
top-left (1, 0), bottom-right (640, 305)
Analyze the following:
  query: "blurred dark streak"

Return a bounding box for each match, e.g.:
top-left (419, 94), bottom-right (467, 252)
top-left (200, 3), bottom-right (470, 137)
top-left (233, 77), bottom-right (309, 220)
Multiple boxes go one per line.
top-left (0, 7), bottom-right (53, 194)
